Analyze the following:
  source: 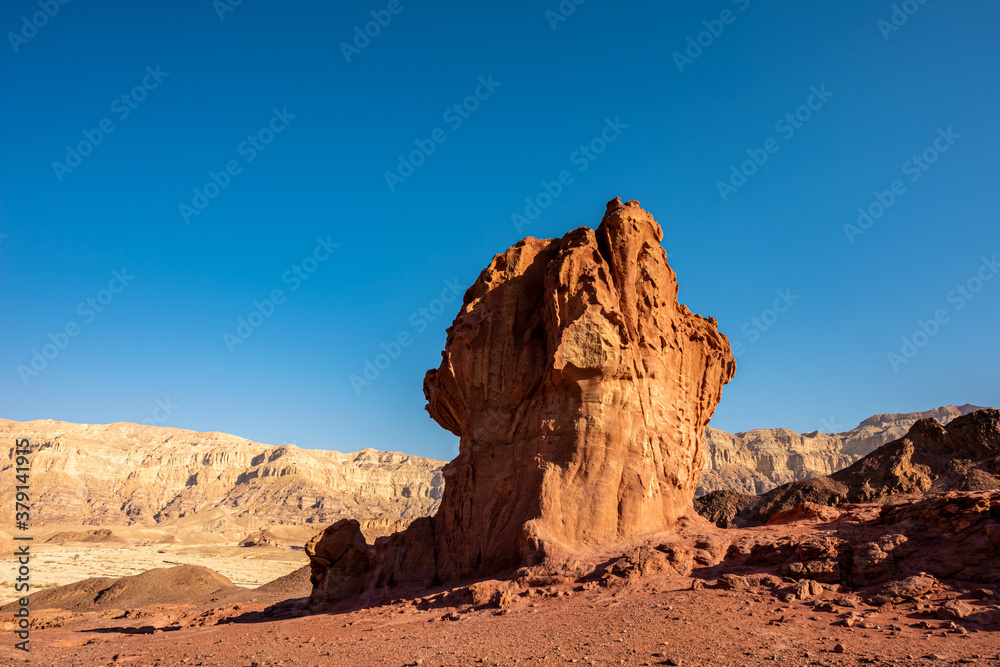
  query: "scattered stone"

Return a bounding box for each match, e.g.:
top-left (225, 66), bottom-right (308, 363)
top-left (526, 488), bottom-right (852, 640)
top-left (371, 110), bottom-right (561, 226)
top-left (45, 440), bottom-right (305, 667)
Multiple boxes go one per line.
top-left (937, 600), bottom-right (974, 620)
top-left (831, 595), bottom-right (862, 608)
top-left (716, 574), bottom-right (749, 591)
top-left (881, 574), bottom-right (939, 601)
top-left (794, 579), bottom-right (823, 600)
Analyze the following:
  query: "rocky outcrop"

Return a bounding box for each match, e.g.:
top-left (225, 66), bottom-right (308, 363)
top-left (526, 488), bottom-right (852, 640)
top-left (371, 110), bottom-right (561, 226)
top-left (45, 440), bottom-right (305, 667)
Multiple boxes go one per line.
top-left (698, 404), bottom-right (985, 496)
top-left (423, 197), bottom-right (735, 578)
top-left (697, 408), bottom-right (1000, 527)
top-left (725, 490), bottom-right (1000, 589)
top-left (308, 197), bottom-right (736, 606)
top-left (238, 529), bottom-right (282, 548)
top-left (0, 419), bottom-right (445, 542)
top-left (45, 529), bottom-right (125, 544)
top-left (305, 520), bottom-right (373, 606)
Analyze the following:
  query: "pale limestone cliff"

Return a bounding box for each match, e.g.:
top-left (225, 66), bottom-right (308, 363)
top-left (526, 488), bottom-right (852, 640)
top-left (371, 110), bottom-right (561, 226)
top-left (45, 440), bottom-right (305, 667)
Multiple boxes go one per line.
top-left (0, 419), bottom-right (445, 542)
top-left (697, 404), bottom-right (985, 496)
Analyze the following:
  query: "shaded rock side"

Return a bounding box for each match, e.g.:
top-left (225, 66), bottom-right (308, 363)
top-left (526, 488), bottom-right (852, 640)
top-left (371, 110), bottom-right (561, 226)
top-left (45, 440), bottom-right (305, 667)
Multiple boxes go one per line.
top-left (697, 408), bottom-right (1000, 527)
top-left (305, 519), bottom-right (374, 606)
top-left (729, 490), bottom-right (1000, 589)
top-left (307, 197), bottom-right (735, 606)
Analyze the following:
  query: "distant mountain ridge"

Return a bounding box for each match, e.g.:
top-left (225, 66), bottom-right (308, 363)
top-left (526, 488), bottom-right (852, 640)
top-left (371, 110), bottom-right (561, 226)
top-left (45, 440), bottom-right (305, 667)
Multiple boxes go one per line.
top-left (698, 404), bottom-right (987, 496)
top-left (0, 419), bottom-right (445, 544)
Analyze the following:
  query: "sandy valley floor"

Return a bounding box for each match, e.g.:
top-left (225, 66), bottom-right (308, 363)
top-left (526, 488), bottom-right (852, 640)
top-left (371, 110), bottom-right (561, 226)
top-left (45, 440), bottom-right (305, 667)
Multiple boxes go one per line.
top-left (0, 543), bottom-right (306, 607)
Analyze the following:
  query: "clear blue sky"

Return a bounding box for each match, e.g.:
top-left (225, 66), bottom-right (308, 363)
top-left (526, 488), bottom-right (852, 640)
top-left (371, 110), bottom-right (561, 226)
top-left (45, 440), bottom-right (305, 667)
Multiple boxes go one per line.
top-left (2, 0), bottom-right (998, 460)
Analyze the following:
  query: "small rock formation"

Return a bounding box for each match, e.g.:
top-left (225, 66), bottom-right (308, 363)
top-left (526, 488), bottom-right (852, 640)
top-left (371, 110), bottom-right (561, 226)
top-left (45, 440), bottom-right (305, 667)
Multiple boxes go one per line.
top-left (697, 408), bottom-right (1000, 527)
top-left (44, 528), bottom-right (124, 544)
top-left (698, 404), bottom-right (985, 496)
top-left (238, 529), bottom-right (282, 548)
top-left (305, 520), bottom-right (373, 606)
top-left (307, 197), bottom-right (735, 606)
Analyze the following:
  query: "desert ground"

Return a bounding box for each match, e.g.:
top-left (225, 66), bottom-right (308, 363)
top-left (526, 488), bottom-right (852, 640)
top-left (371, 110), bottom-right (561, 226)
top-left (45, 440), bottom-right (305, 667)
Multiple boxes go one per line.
top-left (1, 569), bottom-right (999, 666)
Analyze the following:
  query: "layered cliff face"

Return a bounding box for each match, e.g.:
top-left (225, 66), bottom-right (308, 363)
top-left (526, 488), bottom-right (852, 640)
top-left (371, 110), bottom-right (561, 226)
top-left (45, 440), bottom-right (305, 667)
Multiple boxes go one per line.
top-left (0, 419), bottom-right (445, 542)
top-left (307, 198), bottom-right (736, 606)
top-left (698, 404), bottom-right (985, 497)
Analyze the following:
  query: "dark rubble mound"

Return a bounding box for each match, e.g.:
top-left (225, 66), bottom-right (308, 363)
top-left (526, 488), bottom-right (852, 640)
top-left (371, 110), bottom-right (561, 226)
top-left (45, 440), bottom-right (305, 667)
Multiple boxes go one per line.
top-left (698, 409), bottom-right (1000, 528)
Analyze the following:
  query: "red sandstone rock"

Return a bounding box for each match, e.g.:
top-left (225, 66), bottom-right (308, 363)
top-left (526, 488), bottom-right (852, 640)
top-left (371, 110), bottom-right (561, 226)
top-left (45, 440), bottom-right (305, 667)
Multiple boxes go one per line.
top-left (304, 519), bottom-right (373, 607)
top-left (422, 197), bottom-right (735, 581)
top-left (307, 197), bottom-right (736, 605)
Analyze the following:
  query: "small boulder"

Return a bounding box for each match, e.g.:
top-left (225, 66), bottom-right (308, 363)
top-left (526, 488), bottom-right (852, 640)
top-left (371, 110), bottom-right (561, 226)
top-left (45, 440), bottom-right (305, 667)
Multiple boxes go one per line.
top-left (716, 574), bottom-right (750, 591)
top-left (881, 574), bottom-right (939, 600)
top-left (794, 579), bottom-right (824, 600)
top-left (936, 600), bottom-right (974, 620)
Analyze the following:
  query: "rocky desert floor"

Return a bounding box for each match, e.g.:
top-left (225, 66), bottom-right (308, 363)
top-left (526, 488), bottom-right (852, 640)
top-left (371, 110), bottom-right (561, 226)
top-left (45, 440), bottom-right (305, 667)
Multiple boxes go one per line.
top-left (2, 572), bottom-right (1000, 667)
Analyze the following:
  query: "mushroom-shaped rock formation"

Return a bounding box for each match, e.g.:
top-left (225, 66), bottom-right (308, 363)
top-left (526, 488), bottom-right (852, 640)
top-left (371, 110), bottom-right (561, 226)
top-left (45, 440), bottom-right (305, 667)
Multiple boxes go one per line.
top-left (308, 198), bottom-right (736, 606)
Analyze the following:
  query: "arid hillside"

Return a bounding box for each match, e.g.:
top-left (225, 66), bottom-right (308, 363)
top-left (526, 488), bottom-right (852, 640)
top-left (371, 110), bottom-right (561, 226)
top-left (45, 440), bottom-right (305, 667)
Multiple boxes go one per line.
top-left (699, 404), bottom-right (985, 496)
top-left (0, 418), bottom-right (445, 544)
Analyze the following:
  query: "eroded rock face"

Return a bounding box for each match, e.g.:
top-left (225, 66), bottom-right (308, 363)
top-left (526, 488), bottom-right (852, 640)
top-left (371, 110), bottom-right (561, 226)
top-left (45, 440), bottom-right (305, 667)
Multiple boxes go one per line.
top-left (307, 197), bottom-right (736, 606)
top-left (422, 197), bottom-right (735, 580)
